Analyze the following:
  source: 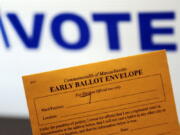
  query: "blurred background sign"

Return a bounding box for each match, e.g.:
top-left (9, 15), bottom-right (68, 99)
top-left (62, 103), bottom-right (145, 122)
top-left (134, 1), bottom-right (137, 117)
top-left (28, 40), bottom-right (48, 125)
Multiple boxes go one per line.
top-left (0, 0), bottom-right (179, 122)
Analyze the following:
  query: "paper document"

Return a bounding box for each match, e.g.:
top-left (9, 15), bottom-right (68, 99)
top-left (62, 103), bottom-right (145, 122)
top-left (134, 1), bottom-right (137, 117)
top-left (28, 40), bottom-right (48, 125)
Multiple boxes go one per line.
top-left (23, 50), bottom-right (179, 135)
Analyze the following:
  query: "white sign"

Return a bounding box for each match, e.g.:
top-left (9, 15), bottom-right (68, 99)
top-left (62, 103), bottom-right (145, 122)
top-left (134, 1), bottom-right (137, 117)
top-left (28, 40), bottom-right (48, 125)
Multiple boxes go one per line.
top-left (0, 0), bottom-right (179, 120)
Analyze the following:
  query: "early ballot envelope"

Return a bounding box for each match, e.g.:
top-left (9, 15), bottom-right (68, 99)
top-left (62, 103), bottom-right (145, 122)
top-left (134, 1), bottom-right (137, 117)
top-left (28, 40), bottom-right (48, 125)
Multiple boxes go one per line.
top-left (23, 50), bottom-right (179, 135)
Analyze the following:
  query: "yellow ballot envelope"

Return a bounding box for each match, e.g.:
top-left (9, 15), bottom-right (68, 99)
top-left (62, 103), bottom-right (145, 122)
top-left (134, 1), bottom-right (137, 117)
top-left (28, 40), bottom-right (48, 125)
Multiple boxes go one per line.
top-left (22, 50), bottom-right (179, 135)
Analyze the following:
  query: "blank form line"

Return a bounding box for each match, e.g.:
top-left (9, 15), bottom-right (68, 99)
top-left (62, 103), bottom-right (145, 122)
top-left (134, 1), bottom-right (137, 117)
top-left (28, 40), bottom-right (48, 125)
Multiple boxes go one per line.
top-left (61, 97), bottom-right (159, 118)
top-left (131, 122), bottom-right (168, 131)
